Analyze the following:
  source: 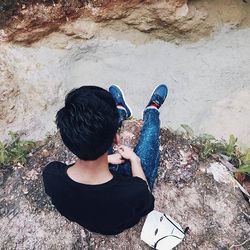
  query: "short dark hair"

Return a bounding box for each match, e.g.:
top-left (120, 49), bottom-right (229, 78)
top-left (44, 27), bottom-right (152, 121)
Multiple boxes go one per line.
top-left (56, 86), bottom-right (119, 160)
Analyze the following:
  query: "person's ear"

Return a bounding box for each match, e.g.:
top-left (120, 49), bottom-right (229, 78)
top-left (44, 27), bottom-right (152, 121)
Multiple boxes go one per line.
top-left (113, 133), bottom-right (121, 145)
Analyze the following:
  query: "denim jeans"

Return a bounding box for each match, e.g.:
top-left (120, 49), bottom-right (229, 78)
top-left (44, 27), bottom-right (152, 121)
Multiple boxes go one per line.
top-left (109, 108), bottom-right (160, 190)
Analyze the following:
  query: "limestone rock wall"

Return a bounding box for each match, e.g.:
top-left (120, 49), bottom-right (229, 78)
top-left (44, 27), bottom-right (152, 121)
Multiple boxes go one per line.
top-left (1, 0), bottom-right (250, 144)
top-left (1, 28), bottom-right (250, 144)
top-left (1, 0), bottom-right (250, 43)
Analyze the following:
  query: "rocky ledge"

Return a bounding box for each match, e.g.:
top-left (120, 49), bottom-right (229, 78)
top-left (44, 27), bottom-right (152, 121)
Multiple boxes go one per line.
top-left (0, 0), bottom-right (250, 43)
top-left (0, 120), bottom-right (249, 249)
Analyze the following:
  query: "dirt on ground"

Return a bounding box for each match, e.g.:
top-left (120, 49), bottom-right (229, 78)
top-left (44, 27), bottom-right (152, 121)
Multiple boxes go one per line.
top-left (0, 120), bottom-right (249, 249)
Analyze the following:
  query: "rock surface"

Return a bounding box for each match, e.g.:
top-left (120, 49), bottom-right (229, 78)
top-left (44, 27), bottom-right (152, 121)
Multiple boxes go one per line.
top-left (1, 28), bottom-right (250, 144)
top-left (1, 0), bottom-right (250, 43)
top-left (0, 120), bottom-right (249, 249)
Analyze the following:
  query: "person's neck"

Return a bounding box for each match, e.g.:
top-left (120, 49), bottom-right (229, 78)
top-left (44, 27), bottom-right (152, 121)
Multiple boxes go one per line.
top-left (67, 153), bottom-right (113, 185)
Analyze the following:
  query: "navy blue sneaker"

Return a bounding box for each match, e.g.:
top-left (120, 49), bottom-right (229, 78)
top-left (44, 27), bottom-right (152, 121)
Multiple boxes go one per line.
top-left (109, 85), bottom-right (132, 118)
top-left (146, 84), bottom-right (168, 109)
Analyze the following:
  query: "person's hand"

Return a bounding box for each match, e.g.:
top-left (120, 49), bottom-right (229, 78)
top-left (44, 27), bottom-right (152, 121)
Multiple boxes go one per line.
top-left (118, 145), bottom-right (147, 187)
top-left (108, 153), bottom-right (125, 165)
top-left (117, 145), bottom-right (140, 162)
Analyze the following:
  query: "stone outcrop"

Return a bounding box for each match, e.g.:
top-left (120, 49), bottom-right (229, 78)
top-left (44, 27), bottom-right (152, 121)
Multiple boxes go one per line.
top-left (1, 1), bottom-right (250, 143)
top-left (0, 121), bottom-right (249, 249)
top-left (0, 0), bottom-right (249, 43)
top-left (1, 28), bottom-right (250, 143)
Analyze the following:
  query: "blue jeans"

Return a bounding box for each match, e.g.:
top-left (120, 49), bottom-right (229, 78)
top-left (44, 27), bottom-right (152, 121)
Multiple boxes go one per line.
top-left (109, 108), bottom-right (160, 190)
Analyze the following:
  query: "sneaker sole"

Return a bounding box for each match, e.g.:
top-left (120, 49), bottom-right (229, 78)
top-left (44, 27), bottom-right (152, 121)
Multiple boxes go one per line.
top-left (111, 84), bottom-right (133, 118)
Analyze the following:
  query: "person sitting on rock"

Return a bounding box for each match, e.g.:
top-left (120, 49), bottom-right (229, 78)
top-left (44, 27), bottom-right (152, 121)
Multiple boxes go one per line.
top-left (42, 84), bottom-right (168, 235)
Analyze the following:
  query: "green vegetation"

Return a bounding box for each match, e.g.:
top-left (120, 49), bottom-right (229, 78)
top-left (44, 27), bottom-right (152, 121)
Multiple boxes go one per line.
top-left (237, 149), bottom-right (250, 174)
top-left (0, 131), bottom-right (36, 166)
top-left (180, 124), bottom-right (250, 173)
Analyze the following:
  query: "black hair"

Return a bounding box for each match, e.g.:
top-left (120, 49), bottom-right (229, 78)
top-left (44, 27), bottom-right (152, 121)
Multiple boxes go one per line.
top-left (56, 86), bottom-right (119, 160)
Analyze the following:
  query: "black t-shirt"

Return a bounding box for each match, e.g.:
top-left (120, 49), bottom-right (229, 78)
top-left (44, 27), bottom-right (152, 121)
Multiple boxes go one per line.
top-left (42, 161), bottom-right (154, 235)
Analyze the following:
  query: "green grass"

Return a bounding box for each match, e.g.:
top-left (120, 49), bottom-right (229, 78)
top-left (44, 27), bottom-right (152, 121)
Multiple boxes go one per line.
top-left (0, 131), bottom-right (36, 166)
top-left (180, 124), bottom-right (250, 173)
top-left (236, 148), bottom-right (250, 174)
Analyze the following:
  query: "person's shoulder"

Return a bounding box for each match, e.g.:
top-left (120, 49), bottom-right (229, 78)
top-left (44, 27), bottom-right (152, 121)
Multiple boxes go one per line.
top-left (123, 176), bottom-right (154, 208)
top-left (115, 173), bottom-right (150, 194)
top-left (131, 176), bottom-right (148, 188)
top-left (43, 161), bottom-right (67, 176)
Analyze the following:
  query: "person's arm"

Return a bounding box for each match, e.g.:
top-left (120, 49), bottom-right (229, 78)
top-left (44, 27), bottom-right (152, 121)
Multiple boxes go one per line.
top-left (117, 145), bottom-right (149, 187)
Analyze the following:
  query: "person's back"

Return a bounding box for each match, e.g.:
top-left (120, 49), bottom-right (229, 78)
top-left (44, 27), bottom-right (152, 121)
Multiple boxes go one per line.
top-left (43, 84), bottom-right (168, 235)
top-left (43, 161), bottom-right (153, 235)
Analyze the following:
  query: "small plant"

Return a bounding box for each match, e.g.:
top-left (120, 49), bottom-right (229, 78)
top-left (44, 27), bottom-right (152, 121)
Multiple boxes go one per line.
top-left (180, 124), bottom-right (250, 173)
top-left (180, 124), bottom-right (194, 140)
top-left (193, 134), bottom-right (226, 160)
top-left (0, 131), bottom-right (36, 166)
top-left (237, 164), bottom-right (250, 173)
top-left (180, 124), bottom-right (228, 159)
top-left (237, 149), bottom-right (250, 173)
top-left (226, 134), bottom-right (238, 158)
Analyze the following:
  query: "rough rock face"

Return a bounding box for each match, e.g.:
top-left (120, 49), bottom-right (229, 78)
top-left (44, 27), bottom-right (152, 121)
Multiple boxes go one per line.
top-left (2, 28), bottom-right (250, 144)
top-left (0, 0), bottom-right (87, 43)
top-left (0, 0), bottom-right (187, 43)
top-left (0, 43), bottom-right (66, 140)
top-left (0, 62), bottom-right (19, 124)
top-left (1, 120), bottom-right (249, 249)
top-left (1, 0), bottom-right (250, 43)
